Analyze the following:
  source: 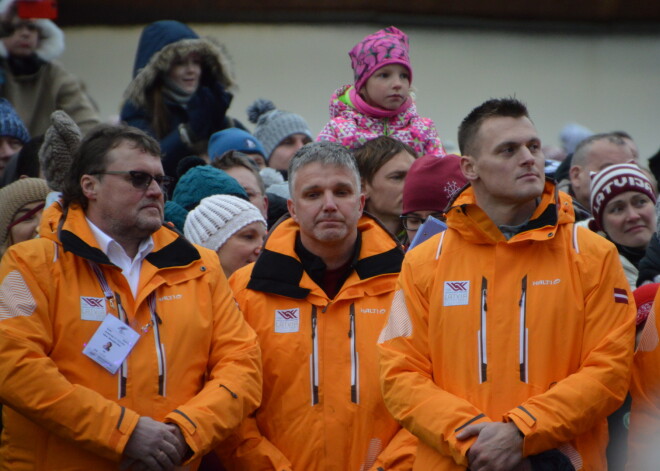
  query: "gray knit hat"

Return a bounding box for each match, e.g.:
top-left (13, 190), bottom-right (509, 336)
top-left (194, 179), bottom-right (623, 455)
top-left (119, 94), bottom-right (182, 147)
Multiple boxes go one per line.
top-left (0, 98), bottom-right (29, 144)
top-left (0, 177), bottom-right (49, 248)
top-left (38, 111), bottom-right (82, 191)
top-left (184, 194), bottom-right (266, 252)
top-left (247, 99), bottom-right (312, 160)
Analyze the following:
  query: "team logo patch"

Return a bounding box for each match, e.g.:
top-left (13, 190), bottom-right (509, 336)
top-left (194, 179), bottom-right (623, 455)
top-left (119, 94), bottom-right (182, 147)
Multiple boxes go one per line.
top-left (443, 281), bottom-right (470, 306)
top-left (80, 296), bottom-right (106, 321)
top-left (613, 288), bottom-right (628, 304)
top-left (274, 308), bottom-right (300, 333)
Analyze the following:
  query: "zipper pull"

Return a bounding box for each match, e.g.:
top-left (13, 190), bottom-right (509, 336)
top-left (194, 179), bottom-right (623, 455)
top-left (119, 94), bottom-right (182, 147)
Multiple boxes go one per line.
top-left (348, 305), bottom-right (354, 338)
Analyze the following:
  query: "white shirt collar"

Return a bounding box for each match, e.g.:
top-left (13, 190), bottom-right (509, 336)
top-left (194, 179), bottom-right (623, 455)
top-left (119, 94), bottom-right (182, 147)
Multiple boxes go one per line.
top-left (86, 217), bottom-right (154, 259)
top-left (86, 217), bottom-right (154, 297)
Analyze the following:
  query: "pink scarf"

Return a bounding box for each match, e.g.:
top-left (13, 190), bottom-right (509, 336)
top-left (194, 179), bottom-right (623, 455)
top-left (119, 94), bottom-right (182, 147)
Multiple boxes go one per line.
top-left (349, 87), bottom-right (411, 119)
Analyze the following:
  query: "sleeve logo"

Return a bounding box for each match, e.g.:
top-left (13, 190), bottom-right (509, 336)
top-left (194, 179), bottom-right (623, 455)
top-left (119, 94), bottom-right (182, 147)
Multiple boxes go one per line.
top-left (613, 288), bottom-right (628, 304)
top-left (444, 281), bottom-right (470, 306)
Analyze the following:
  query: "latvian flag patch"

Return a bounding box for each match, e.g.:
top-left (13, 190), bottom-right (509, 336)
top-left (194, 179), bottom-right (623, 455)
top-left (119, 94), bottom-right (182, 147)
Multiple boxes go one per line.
top-left (614, 288), bottom-right (629, 304)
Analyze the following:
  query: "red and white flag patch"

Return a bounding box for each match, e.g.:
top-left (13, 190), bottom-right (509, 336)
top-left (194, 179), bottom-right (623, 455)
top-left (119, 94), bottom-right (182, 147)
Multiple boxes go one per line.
top-left (613, 288), bottom-right (628, 304)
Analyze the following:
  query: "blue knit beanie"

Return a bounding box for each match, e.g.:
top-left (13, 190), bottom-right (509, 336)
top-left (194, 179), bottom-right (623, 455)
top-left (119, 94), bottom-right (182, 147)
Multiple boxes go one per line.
top-left (164, 165), bottom-right (248, 231)
top-left (0, 99), bottom-right (30, 144)
top-left (208, 128), bottom-right (266, 162)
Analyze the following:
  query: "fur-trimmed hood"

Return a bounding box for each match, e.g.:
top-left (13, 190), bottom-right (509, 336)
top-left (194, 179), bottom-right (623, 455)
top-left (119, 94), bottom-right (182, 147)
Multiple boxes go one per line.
top-left (123, 20), bottom-right (236, 108)
top-left (0, 18), bottom-right (64, 61)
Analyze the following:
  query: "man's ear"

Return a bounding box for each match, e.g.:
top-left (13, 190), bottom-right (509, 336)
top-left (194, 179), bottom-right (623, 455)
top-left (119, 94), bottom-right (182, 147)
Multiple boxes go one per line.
top-left (568, 165), bottom-right (581, 186)
top-left (80, 174), bottom-right (98, 200)
top-left (460, 155), bottom-right (479, 182)
top-left (287, 198), bottom-right (297, 223)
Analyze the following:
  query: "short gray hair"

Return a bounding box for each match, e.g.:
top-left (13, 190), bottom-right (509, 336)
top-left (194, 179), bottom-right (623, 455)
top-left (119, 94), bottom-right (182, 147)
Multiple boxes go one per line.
top-left (572, 133), bottom-right (627, 167)
top-left (288, 141), bottom-right (361, 195)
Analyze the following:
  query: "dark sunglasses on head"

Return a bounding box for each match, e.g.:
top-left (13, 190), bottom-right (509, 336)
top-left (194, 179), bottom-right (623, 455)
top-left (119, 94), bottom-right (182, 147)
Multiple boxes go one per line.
top-left (92, 171), bottom-right (174, 191)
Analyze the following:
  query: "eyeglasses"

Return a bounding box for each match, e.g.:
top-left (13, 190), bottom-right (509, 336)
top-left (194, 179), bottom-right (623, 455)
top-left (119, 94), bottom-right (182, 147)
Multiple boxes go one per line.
top-left (400, 213), bottom-right (445, 231)
top-left (92, 171), bottom-right (174, 192)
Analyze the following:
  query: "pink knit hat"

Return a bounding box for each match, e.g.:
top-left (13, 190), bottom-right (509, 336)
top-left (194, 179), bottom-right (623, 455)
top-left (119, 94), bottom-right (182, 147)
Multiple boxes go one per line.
top-left (590, 163), bottom-right (656, 230)
top-left (402, 154), bottom-right (467, 215)
top-left (349, 26), bottom-right (412, 92)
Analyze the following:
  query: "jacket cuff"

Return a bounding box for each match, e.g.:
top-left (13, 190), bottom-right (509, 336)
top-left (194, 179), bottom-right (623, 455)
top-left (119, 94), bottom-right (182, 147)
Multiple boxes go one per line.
top-left (165, 408), bottom-right (201, 462)
top-left (504, 406), bottom-right (535, 456)
top-left (112, 406), bottom-right (141, 457)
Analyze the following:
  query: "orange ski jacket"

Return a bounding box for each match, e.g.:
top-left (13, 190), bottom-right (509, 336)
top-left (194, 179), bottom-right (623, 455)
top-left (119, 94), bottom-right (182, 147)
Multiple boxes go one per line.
top-left (219, 215), bottom-right (417, 470)
top-left (0, 203), bottom-right (262, 470)
top-left (627, 290), bottom-right (660, 470)
top-left (378, 182), bottom-right (636, 470)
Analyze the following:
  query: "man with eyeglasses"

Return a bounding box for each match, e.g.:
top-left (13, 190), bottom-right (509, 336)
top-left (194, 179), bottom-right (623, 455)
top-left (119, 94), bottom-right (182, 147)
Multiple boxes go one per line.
top-left (0, 124), bottom-right (262, 470)
top-left (378, 98), bottom-right (635, 470)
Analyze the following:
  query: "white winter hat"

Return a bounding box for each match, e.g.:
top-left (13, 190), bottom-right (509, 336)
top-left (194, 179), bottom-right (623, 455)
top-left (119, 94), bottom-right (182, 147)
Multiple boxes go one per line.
top-left (184, 194), bottom-right (266, 252)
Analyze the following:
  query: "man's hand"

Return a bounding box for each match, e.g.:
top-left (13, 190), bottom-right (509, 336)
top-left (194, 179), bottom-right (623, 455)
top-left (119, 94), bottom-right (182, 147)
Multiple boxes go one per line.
top-left (456, 421), bottom-right (523, 471)
top-left (120, 417), bottom-right (187, 471)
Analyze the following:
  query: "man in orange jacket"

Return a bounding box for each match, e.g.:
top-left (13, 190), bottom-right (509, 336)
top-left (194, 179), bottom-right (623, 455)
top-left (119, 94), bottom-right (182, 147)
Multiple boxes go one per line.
top-left (218, 141), bottom-right (416, 470)
top-left (378, 98), bottom-right (636, 470)
top-left (0, 124), bottom-right (262, 470)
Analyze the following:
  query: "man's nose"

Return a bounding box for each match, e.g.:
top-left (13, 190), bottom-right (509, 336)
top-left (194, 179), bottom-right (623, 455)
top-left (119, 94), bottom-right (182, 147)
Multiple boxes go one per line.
top-left (322, 191), bottom-right (338, 210)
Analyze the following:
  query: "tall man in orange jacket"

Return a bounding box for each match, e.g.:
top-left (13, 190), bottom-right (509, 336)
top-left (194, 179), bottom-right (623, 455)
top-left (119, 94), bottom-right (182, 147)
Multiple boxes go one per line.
top-left (378, 98), bottom-right (636, 470)
top-left (0, 124), bottom-right (262, 470)
top-left (218, 141), bottom-right (416, 470)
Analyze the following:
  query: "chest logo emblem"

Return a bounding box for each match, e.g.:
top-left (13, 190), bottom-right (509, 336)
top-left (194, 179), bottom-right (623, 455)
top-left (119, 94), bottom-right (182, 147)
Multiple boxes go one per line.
top-left (80, 296), bottom-right (106, 321)
top-left (275, 308), bottom-right (300, 333)
top-left (443, 281), bottom-right (470, 306)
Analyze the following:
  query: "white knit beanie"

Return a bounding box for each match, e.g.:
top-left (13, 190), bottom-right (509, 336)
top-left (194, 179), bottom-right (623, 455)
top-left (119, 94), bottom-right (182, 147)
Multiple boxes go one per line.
top-left (184, 194), bottom-right (266, 252)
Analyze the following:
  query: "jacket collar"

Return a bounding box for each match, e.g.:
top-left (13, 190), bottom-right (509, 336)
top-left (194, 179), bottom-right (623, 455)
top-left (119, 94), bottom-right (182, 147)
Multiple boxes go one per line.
top-left (247, 214), bottom-right (404, 300)
top-left (42, 202), bottom-right (201, 270)
top-left (446, 179), bottom-right (575, 244)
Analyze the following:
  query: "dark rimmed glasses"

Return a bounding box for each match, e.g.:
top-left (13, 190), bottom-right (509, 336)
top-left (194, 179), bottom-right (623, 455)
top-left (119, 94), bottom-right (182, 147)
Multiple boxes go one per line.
top-left (400, 213), bottom-right (445, 231)
top-left (92, 171), bottom-right (174, 192)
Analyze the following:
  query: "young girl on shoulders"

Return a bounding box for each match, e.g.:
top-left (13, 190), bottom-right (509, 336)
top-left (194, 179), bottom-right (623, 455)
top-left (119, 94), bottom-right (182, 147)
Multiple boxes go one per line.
top-left (317, 26), bottom-right (446, 157)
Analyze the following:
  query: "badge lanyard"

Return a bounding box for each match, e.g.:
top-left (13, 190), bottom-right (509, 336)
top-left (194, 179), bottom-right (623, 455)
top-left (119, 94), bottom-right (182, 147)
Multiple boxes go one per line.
top-left (87, 260), bottom-right (158, 334)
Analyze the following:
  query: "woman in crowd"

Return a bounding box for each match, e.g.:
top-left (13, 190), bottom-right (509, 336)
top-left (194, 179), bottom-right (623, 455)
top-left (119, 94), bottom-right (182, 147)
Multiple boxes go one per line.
top-left (400, 153), bottom-right (466, 249)
top-left (353, 136), bottom-right (416, 239)
top-left (121, 20), bottom-right (239, 177)
top-left (588, 162), bottom-right (657, 469)
top-left (0, 177), bottom-right (49, 258)
top-left (184, 194), bottom-right (267, 278)
top-left (589, 163), bottom-right (657, 289)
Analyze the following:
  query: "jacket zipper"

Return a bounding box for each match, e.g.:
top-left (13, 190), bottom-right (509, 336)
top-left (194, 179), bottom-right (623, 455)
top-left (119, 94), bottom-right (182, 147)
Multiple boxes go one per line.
top-left (349, 303), bottom-right (359, 404)
top-left (310, 305), bottom-right (319, 406)
top-left (478, 277), bottom-right (488, 383)
top-left (519, 276), bottom-right (528, 383)
top-left (148, 294), bottom-right (166, 396)
top-left (115, 292), bottom-right (128, 399)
